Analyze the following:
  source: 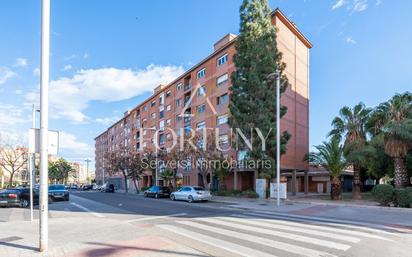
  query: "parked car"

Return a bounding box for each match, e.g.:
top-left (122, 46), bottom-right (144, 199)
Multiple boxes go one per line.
top-left (48, 184), bottom-right (69, 201)
top-left (144, 186), bottom-right (171, 198)
top-left (104, 184), bottom-right (115, 193)
top-left (81, 184), bottom-right (93, 191)
top-left (0, 188), bottom-right (40, 208)
top-left (70, 184), bottom-right (78, 190)
top-left (170, 186), bottom-right (212, 203)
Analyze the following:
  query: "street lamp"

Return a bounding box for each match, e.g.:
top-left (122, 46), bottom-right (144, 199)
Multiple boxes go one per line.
top-left (267, 70), bottom-right (281, 207)
top-left (39, 0), bottom-right (50, 252)
top-left (29, 105), bottom-right (40, 222)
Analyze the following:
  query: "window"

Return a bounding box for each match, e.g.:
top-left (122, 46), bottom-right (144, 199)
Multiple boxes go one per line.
top-left (177, 83), bottom-right (182, 91)
top-left (166, 105), bottom-right (171, 111)
top-left (159, 110), bottom-right (164, 119)
top-left (184, 125), bottom-right (191, 135)
top-left (197, 104), bottom-right (206, 113)
top-left (176, 114), bottom-right (182, 122)
top-left (166, 133), bottom-right (172, 140)
top-left (176, 98), bottom-right (182, 107)
top-left (166, 119), bottom-right (171, 126)
top-left (185, 83), bottom-right (191, 91)
top-left (159, 120), bottom-right (165, 131)
top-left (219, 134), bottom-right (229, 145)
top-left (217, 114), bottom-right (228, 125)
top-left (159, 93), bottom-right (164, 106)
top-left (217, 93), bottom-right (229, 105)
top-left (197, 68), bottom-right (206, 79)
top-left (217, 73), bottom-right (229, 86)
top-left (196, 121), bottom-right (206, 130)
top-left (166, 91), bottom-right (172, 97)
top-left (143, 105), bottom-right (148, 112)
top-left (197, 85), bottom-right (206, 96)
top-left (217, 53), bottom-right (228, 66)
top-left (151, 100), bottom-right (156, 107)
top-left (151, 113), bottom-right (156, 119)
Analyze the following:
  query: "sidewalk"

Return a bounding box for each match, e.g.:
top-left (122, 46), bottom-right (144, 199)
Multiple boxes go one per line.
top-left (212, 195), bottom-right (412, 229)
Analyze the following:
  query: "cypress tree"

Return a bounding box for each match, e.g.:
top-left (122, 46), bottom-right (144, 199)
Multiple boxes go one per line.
top-left (229, 0), bottom-right (290, 179)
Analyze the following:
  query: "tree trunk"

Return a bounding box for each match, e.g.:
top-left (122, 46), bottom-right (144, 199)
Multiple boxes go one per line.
top-left (201, 173), bottom-right (209, 190)
top-left (124, 176), bottom-right (129, 193)
top-left (352, 166), bottom-right (362, 200)
top-left (394, 157), bottom-right (409, 188)
top-left (9, 171), bottom-right (15, 187)
top-left (133, 179), bottom-right (139, 194)
top-left (330, 177), bottom-right (342, 200)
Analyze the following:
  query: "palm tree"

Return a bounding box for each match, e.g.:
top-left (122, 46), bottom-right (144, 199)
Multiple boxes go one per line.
top-left (367, 92), bottom-right (412, 188)
top-left (329, 103), bottom-right (371, 199)
top-left (305, 138), bottom-right (348, 200)
top-left (161, 169), bottom-right (175, 189)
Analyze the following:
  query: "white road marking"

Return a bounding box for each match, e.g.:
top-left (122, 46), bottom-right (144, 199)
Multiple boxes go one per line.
top-left (197, 217), bottom-right (351, 251)
top-left (248, 210), bottom-right (396, 237)
top-left (235, 213), bottom-right (391, 241)
top-left (178, 220), bottom-right (336, 257)
top-left (125, 213), bottom-right (187, 223)
top-left (158, 224), bottom-right (278, 257)
top-left (230, 214), bottom-right (360, 243)
top-left (70, 202), bottom-right (105, 218)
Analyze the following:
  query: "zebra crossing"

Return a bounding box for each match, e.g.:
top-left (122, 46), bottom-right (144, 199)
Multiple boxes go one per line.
top-left (157, 212), bottom-right (394, 257)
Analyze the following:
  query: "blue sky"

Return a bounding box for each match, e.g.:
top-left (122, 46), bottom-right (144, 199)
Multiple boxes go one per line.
top-left (0, 0), bottom-right (411, 169)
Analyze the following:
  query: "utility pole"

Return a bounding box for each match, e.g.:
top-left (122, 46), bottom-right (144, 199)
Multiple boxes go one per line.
top-left (84, 159), bottom-right (91, 183)
top-left (267, 71), bottom-right (281, 207)
top-left (275, 71), bottom-right (281, 207)
top-left (29, 105), bottom-right (39, 222)
top-left (39, 0), bottom-right (50, 252)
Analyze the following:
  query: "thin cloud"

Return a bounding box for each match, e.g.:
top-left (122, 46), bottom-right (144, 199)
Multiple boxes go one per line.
top-left (352, 0), bottom-right (368, 12)
top-left (332, 0), bottom-right (347, 10)
top-left (95, 116), bottom-right (121, 126)
top-left (0, 67), bottom-right (16, 84)
top-left (48, 64), bottom-right (184, 123)
top-left (83, 53), bottom-right (89, 59)
top-left (59, 131), bottom-right (93, 156)
top-left (33, 68), bottom-right (40, 77)
top-left (63, 64), bottom-right (73, 71)
top-left (13, 58), bottom-right (28, 68)
top-left (345, 36), bottom-right (356, 44)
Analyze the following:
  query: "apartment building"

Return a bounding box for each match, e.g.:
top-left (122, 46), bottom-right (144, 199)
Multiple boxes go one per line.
top-left (95, 9), bottom-right (312, 192)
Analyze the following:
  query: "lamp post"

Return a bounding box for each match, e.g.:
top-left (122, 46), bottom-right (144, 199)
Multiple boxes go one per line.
top-left (39, 0), bottom-right (50, 252)
top-left (267, 71), bottom-right (281, 207)
top-left (30, 105), bottom-right (40, 222)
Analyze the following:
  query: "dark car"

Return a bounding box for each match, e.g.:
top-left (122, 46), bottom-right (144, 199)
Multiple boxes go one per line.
top-left (144, 186), bottom-right (171, 198)
top-left (81, 184), bottom-right (93, 191)
top-left (70, 184), bottom-right (78, 190)
top-left (48, 184), bottom-right (69, 201)
top-left (0, 188), bottom-right (39, 208)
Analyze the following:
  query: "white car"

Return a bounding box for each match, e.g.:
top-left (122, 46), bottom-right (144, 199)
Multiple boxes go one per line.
top-left (170, 186), bottom-right (212, 203)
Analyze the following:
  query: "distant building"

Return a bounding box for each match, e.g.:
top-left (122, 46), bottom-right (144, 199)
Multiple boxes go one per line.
top-left (68, 162), bottom-right (94, 184)
top-left (95, 9), bottom-right (312, 192)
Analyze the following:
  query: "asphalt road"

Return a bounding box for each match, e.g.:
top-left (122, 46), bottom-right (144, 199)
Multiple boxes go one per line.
top-left (1, 191), bottom-right (412, 257)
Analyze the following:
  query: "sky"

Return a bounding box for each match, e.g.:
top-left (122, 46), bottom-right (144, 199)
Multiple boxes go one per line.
top-left (0, 0), bottom-right (411, 170)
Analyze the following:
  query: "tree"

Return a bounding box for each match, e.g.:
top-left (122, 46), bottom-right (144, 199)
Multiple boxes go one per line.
top-left (190, 131), bottom-right (224, 190)
top-left (229, 0), bottom-right (290, 179)
top-left (127, 150), bottom-right (149, 193)
top-left (0, 145), bottom-right (28, 186)
top-left (213, 154), bottom-right (232, 191)
top-left (329, 102), bottom-right (371, 199)
top-left (105, 147), bottom-right (132, 193)
top-left (48, 158), bottom-right (73, 184)
top-left (305, 138), bottom-right (348, 200)
top-left (367, 92), bottom-right (412, 188)
top-left (160, 169), bottom-right (175, 189)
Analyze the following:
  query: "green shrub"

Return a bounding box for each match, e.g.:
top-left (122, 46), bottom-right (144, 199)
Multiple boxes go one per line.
top-left (394, 188), bottom-right (412, 208)
top-left (241, 189), bottom-right (259, 198)
top-left (372, 184), bottom-right (394, 206)
top-left (140, 186), bottom-right (149, 192)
